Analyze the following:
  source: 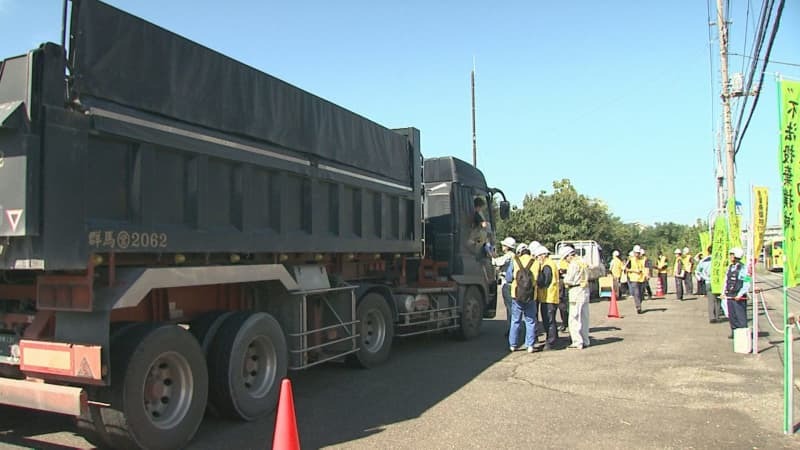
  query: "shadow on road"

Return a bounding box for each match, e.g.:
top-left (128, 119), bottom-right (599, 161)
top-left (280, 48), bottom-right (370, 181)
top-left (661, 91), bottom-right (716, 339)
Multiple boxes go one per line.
top-left (587, 336), bottom-right (624, 347)
top-left (590, 326), bottom-right (621, 332)
top-left (0, 407), bottom-right (85, 449)
top-left (640, 308), bottom-right (667, 314)
top-left (189, 318), bottom-right (512, 449)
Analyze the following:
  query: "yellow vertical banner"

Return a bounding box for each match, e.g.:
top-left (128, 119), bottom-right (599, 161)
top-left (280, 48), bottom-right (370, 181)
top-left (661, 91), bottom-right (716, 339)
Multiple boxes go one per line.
top-left (710, 215), bottom-right (729, 294)
top-left (699, 231), bottom-right (710, 256)
top-left (728, 197), bottom-right (742, 249)
top-left (780, 79), bottom-right (800, 288)
top-left (752, 186), bottom-right (769, 260)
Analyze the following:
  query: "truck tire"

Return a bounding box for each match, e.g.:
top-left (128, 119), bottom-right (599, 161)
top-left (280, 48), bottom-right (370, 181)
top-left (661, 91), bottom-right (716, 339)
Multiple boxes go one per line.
top-left (101, 324), bottom-right (208, 450)
top-left (207, 312), bottom-right (288, 420)
top-left (456, 287), bottom-right (483, 340)
top-left (347, 292), bottom-right (394, 368)
top-left (190, 311), bottom-right (235, 354)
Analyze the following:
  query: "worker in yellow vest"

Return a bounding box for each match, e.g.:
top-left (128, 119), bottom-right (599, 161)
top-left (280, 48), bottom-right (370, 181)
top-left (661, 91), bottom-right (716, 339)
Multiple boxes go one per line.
top-left (533, 245), bottom-right (560, 351)
top-left (627, 245), bottom-right (646, 314)
top-left (682, 247), bottom-right (693, 296)
top-left (673, 248), bottom-right (685, 300)
top-left (656, 252), bottom-right (669, 295)
top-left (609, 250), bottom-right (624, 300)
top-left (557, 256), bottom-right (570, 331)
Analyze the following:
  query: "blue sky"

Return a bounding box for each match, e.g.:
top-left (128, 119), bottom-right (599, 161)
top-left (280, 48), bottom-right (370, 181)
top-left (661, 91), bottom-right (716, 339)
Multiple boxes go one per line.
top-left (1, 1), bottom-right (798, 226)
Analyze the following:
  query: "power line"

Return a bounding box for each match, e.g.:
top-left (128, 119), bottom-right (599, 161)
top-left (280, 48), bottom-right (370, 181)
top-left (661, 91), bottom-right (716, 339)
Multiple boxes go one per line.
top-left (734, 0), bottom-right (786, 156)
top-left (729, 52), bottom-right (800, 68)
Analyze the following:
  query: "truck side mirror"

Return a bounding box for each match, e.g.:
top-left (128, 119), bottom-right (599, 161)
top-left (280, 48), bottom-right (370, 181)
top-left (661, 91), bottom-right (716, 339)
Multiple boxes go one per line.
top-left (499, 201), bottom-right (510, 220)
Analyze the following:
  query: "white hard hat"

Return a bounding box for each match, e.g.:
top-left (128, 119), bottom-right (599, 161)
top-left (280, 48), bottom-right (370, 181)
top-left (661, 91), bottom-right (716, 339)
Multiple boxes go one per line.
top-left (516, 243), bottom-right (528, 254)
top-left (612, 250), bottom-right (620, 257)
top-left (501, 237), bottom-right (517, 249)
top-left (638, 248), bottom-right (646, 254)
top-left (674, 248), bottom-right (682, 254)
top-left (533, 245), bottom-right (549, 257)
top-left (529, 241), bottom-right (540, 249)
top-left (683, 247), bottom-right (690, 254)
top-left (558, 246), bottom-right (575, 260)
top-left (633, 244), bottom-right (641, 253)
top-left (729, 247), bottom-right (744, 259)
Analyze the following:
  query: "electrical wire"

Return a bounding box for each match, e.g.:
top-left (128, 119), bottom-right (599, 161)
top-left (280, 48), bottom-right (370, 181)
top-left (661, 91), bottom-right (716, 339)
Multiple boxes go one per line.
top-left (732, 0), bottom-right (773, 147)
top-left (734, 0), bottom-right (786, 156)
top-left (729, 53), bottom-right (800, 68)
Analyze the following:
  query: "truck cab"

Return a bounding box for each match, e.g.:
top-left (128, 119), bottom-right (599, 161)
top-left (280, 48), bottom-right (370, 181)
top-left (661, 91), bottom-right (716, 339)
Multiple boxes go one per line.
top-left (422, 157), bottom-right (509, 318)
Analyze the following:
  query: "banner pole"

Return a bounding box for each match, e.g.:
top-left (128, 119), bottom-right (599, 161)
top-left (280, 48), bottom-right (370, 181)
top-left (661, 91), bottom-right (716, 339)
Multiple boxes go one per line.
top-left (751, 185), bottom-right (758, 355)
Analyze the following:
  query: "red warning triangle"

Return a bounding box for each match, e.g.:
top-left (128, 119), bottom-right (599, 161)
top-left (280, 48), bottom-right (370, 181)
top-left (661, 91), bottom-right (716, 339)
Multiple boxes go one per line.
top-left (6, 209), bottom-right (23, 233)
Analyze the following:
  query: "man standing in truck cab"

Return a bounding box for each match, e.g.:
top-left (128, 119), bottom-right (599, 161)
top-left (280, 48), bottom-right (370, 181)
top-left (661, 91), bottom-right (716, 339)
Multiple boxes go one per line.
top-left (493, 237), bottom-right (517, 332)
top-left (509, 244), bottom-right (537, 353)
top-left (534, 245), bottom-right (560, 351)
top-left (656, 251), bottom-right (669, 295)
top-left (470, 196), bottom-right (493, 257)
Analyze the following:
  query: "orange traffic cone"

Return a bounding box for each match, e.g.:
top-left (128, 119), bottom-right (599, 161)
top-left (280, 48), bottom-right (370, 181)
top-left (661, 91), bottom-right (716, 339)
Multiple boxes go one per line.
top-left (607, 289), bottom-right (621, 318)
top-left (272, 378), bottom-right (300, 450)
top-left (655, 277), bottom-right (664, 298)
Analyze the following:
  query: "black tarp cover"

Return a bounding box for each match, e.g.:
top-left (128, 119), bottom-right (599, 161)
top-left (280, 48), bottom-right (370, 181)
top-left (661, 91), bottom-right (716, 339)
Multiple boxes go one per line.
top-left (68, 0), bottom-right (411, 184)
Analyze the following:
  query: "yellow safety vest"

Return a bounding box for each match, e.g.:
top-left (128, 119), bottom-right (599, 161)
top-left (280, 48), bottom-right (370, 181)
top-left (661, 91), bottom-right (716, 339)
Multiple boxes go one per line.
top-left (537, 258), bottom-right (560, 304)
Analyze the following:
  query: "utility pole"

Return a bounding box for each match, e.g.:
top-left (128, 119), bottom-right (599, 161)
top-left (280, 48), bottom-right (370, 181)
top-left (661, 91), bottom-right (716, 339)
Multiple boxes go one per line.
top-left (716, 0), bottom-right (736, 208)
top-left (471, 58), bottom-right (477, 167)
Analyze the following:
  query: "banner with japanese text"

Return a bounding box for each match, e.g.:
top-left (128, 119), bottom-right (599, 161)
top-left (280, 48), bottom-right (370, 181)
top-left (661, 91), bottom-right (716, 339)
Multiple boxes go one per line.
top-left (752, 186), bottom-right (768, 261)
top-left (710, 215), bottom-right (729, 294)
top-left (728, 197), bottom-right (742, 249)
top-left (779, 79), bottom-right (800, 287)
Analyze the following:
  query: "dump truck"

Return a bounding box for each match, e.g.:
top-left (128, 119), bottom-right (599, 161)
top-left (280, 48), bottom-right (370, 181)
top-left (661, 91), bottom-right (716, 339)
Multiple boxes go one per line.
top-left (0, 1), bottom-right (509, 448)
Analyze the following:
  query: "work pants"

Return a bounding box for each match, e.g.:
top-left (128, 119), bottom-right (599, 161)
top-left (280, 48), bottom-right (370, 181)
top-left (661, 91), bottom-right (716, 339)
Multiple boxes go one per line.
top-left (568, 301), bottom-right (590, 347)
top-left (658, 273), bottom-right (668, 295)
top-left (502, 284), bottom-right (512, 324)
top-left (509, 299), bottom-right (537, 348)
top-left (707, 291), bottom-right (721, 321)
top-left (612, 277), bottom-right (621, 299)
top-left (629, 281), bottom-right (642, 310)
top-left (675, 277), bottom-right (684, 300)
top-left (727, 298), bottom-right (748, 329)
top-left (684, 276), bottom-right (693, 297)
top-left (696, 279), bottom-right (706, 296)
top-left (642, 279), bottom-right (652, 298)
top-left (558, 294), bottom-right (569, 329)
top-left (539, 302), bottom-right (558, 346)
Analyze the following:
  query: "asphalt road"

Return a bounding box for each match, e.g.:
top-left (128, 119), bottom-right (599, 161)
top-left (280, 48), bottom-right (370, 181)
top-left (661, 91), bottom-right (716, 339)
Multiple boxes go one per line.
top-left (2, 276), bottom-right (800, 449)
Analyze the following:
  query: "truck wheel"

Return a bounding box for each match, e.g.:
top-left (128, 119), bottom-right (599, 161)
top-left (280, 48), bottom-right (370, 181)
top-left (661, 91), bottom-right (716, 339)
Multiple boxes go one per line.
top-left (101, 324), bottom-right (208, 450)
top-left (207, 312), bottom-right (288, 420)
top-left (456, 287), bottom-right (483, 340)
top-left (347, 293), bottom-right (394, 368)
top-left (190, 311), bottom-right (235, 354)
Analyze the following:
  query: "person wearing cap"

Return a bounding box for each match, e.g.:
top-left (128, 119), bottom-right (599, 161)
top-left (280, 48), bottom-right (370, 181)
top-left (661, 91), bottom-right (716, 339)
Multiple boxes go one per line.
top-left (509, 243), bottom-right (537, 353)
top-left (640, 248), bottom-right (653, 299)
top-left (627, 247), bottom-right (646, 314)
top-left (492, 236), bottom-right (517, 331)
top-left (722, 247), bottom-right (751, 338)
top-left (682, 247), bottom-right (694, 297)
top-left (695, 245), bottom-right (719, 323)
top-left (656, 251), bottom-right (669, 295)
top-left (557, 254), bottom-right (570, 332)
top-left (534, 245), bottom-right (559, 350)
top-left (673, 248), bottom-right (685, 300)
top-left (561, 246), bottom-right (590, 349)
top-left (609, 250), bottom-right (624, 301)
